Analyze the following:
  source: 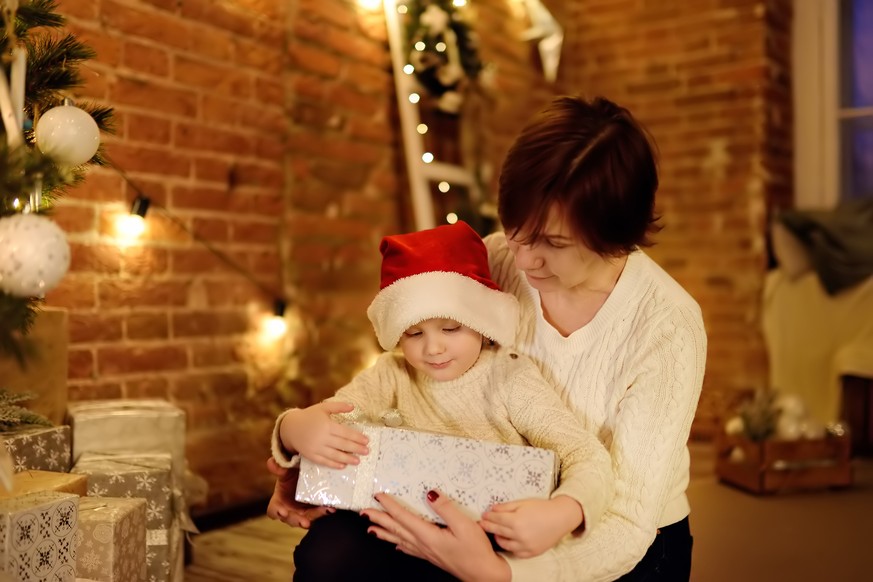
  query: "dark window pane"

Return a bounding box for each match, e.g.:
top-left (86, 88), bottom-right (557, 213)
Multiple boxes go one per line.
top-left (842, 0), bottom-right (873, 107)
top-left (840, 116), bottom-right (873, 200)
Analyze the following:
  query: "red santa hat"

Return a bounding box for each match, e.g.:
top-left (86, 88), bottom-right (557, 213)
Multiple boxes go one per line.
top-left (366, 221), bottom-right (519, 351)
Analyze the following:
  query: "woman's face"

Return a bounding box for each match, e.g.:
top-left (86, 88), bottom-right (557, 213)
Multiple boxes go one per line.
top-left (506, 205), bottom-right (605, 292)
top-left (398, 318), bottom-right (483, 382)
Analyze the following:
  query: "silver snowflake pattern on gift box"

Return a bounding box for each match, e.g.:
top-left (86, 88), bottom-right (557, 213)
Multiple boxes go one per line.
top-left (108, 473), bottom-right (125, 484)
top-left (517, 460), bottom-right (547, 490)
top-left (135, 472), bottom-right (157, 490)
top-left (489, 444), bottom-right (514, 466)
top-left (52, 564), bottom-right (75, 581)
top-left (13, 513), bottom-right (37, 550)
top-left (78, 549), bottom-right (101, 570)
top-left (88, 484), bottom-right (108, 496)
top-left (34, 539), bottom-right (58, 574)
top-left (14, 454), bottom-right (28, 472)
top-left (52, 500), bottom-right (77, 536)
top-left (447, 451), bottom-right (485, 488)
top-left (32, 437), bottom-right (47, 458)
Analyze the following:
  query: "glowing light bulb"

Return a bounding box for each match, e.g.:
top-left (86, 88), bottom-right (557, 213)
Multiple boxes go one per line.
top-left (446, 213), bottom-right (459, 224)
top-left (453, 0), bottom-right (467, 7)
top-left (422, 152), bottom-right (434, 163)
top-left (115, 214), bottom-right (146, 242)
top-left (398, 4), bottom-right (408, 14)
top-left (417, 123), bottom-right (428, 134)
top-left (357, 0), bottom-right (381, 9)
top-left (435, 42), bottom-right (447, 52)
top-left (409, 93), bottom-right (421, 104)
top-left (403, 64), bottom-right (415, 74)
top-left (263, 315), bottom-right (288, 340)
top-left (438, 181), bottom-right (450, 193)
top-left (415, 41), bottom-right (426, 51)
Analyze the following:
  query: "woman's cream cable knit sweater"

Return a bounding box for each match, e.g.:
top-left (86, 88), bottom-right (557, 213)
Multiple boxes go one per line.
top-left (485, 233), bottom-right (707, 582)
top-left (271, 346), bottom-right (615, 533)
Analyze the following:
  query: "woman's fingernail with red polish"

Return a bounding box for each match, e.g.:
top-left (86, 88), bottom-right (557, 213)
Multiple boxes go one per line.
top-left (427, 490), bottom-right (439, 502)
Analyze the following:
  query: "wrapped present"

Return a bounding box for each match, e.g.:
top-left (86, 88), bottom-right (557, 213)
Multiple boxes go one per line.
top-left (76, 497), bottom-right (147, 582)
top-left (70, 452), bottom-right (173, 582)
top-left (0, 470), bottom-right (87, 499)
top-left (66, 400), bottom-right (186, 482)
top-left (0, 491), bottom-right (78, 582)
top-left (0, 424), bottom-right (71, 472)
top-left (296, 424), bottom-right (558, 524)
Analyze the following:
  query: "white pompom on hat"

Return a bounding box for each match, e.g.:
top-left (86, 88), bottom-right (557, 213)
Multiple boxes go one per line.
top-left (366, 221), bottom-right (519, 351)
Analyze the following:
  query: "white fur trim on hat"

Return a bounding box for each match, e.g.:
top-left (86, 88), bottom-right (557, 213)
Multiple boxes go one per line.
top-left (366, 270), bottom-right (519, 351)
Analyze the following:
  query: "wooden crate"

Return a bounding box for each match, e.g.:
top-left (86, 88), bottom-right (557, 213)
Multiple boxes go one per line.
top-left (715, 432), bottom-right (853, 494)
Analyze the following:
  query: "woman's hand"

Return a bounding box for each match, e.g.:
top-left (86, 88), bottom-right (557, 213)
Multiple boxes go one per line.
top-left (362, 490), bottom-right (512, 582)
top-left (264, 457), bottom-right (334, 529)
top-left (481, 496), bottom-right (583, 558)
top-left (279, 402), bottom-right (370, 469)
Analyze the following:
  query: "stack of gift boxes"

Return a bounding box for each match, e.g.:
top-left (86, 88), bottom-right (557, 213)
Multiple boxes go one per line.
top-left (0, 399), bottom-right (198, 582)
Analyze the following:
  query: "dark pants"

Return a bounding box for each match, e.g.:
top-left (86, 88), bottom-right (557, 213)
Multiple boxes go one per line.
top-left (293, 510), bottom-right (692, 582)
top-left (293, 510), bottom-right (459, 582)
top-left (617, 517), bottom-right (693, 582)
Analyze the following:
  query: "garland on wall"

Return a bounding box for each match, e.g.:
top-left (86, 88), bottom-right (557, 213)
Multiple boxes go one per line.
top-left (404, 0), bottom-right (483, 115)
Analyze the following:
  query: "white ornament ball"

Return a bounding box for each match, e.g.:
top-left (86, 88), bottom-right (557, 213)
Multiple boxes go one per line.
top-left (0, 214), bottom-right (71, 297)
top-left (35, 105), bottom-right (101, 166)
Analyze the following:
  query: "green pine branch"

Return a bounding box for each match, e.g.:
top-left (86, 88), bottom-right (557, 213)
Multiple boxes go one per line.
top-left (0, 0), bottom-right (115, 361)
top-left (0, 388), bottom-right (52, 430)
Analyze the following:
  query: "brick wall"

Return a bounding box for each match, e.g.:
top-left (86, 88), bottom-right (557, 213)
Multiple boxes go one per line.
top-left (46, 0), bottom-right (555, 514)
top-left (45, 0), bottom-right (791, 513)
top-left (558, 0), bottom-right (793, 438)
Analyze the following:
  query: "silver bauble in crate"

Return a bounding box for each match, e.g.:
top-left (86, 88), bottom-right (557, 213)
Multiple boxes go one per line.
top-left (0, 214), bottom-right (71, 297)
top-left (35, 104), bottom-right (101, 166)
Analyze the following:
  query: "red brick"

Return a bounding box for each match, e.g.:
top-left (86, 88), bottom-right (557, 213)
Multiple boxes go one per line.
top-left (68, 382), bottom-right (123, 401)
top-left (288, 43), bottom-right (342, 78)
top-left (179, 0), bottom-right (255, 37)
top-left (110, 77), bottom-right (198, 118)
top-left (65, 171), bottom-right (125, 203)
top-left (175, 122), bottom-right (255, 156)
top-left (68, 25), bottom-right (122, 67)
top-left (69, 243), bottom-right (122, 275)
top-left (191, 341), bottom-right (243, 367)
top-left (97, 345), bottom-right (188, 375)
top-left (189, 26), bottom-right (235, 63)
top-left (299, 0), bottom-right (355, 29)
top-left (125, 376), bottom-right (171, 398)
top-left (122, 41), bottom-right (171, 77)
top-left (126, 312), bottom-right (170, 340)
top-left (173, 56), bottom-right (253, 97)
top-left (172, 311), bottom-right (250, 338)
top-left (125, 112), bottom-right (172, 144)
top-left (102, 1), bottom-right (192, 49)
top-left (106, 142), bottom-right (192, 177)
top-left (192, 218), bottom-right (230, 243)
top-left (69, 312), bottom-right (124, 343)
top-left (235, 38), bottom-right (284, 75)
top-left (68, 348), bottom-right (95, 380)
top-left (230, 220), bottom-right (278, 245)
top-left (120, 246), bottom-right (170, 276)
top-left (44, 275), bottom-right (97, 310)
top-left (52, 204), bottom-right (96, 234)
top-left (98, 279), bottom-right (189, 308)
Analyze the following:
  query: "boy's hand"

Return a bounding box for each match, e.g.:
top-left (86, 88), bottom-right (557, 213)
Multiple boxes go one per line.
top-left (480, 496), bottom-right (584, 558)
top-left (279, 401), bottom-right (370, 469)
top-left (265, 458), bottom-right (333, 529)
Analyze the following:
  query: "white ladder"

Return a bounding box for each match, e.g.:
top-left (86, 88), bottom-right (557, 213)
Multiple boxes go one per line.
top-left (383, 0), bottom-right (484, 231)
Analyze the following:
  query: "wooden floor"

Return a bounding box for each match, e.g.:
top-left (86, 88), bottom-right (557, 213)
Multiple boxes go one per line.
top-left (185, 514), bottom-right (304, 581)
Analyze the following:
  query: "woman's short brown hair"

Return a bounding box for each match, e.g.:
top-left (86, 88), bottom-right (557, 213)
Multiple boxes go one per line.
top-left (498, 96), bottom-right (661, 257)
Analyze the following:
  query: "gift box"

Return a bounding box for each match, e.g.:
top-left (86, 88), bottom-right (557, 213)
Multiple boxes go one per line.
top-left (66, 400), bottom-right (186, 482)
top-left (70, 452), bottom-right (173, 582)
top-left (76, 497), bottom-right (147, 582)
top-left (296, 424), bottom-right (558, 524)
top-left (0, 491), bottom-right (79, 582)
top-left (1, 424), bottom-right (71, 472)
top-left (0, 470), bottom-right (87, 499)
top-left (715, 432), bottom-right (853, 494)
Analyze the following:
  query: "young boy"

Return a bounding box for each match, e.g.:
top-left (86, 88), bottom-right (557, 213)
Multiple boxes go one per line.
top-left (268, 221), bottom-right (613, 579)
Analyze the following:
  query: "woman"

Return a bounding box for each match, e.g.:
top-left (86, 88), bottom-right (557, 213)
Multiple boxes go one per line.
top-left (269, 95), bottom-right (707, 581)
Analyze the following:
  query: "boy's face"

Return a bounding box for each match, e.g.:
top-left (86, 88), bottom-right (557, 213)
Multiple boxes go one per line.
top-left (398, 318), bottom-right (483, 382)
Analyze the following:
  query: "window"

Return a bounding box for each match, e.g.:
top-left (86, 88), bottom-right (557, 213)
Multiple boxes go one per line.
top-left (793, 0), bottom-right (873, 208)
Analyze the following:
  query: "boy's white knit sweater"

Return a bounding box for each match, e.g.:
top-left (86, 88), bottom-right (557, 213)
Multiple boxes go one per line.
top-left (485, 233), bottom-right (707, 581)
top-left (272, 346), bottom-right (614, 533)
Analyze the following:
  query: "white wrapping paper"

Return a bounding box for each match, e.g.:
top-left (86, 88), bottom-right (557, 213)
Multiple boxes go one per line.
top-left (296, 424), bottom-right (558, 524)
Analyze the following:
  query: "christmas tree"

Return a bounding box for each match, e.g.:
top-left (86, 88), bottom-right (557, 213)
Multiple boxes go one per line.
top-left (0, 0), bottom-right (112, 364)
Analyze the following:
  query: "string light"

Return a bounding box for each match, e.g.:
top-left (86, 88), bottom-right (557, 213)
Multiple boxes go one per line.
top-left (108, 158), bottom-right (289, 336)
top-left (453, 0), bottom-right (467, 7)
top-left (416, 123), bottom-right (428, 134)
top-left (116, 194), bottom-right (150, 240)
top-left (409, 93), bottom-right (421, 104)
top-left (435, 42), bottom-right (447, 52)
top-left (414, 41), bottom-right (426, 51)
top-left (438, 181), bottom-right (450, 193)
top-left (397, 4), bottom-right (408, 14)
top-left (356, 0), bottom-right (382, 10)
top-left (422, 152), bottom-right (434, 163)
top-left (446, 213), bottom-right (459, 224)
top-left (403, 64), bottom-right (415, 74)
